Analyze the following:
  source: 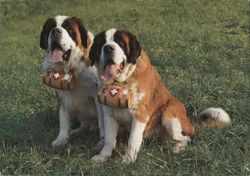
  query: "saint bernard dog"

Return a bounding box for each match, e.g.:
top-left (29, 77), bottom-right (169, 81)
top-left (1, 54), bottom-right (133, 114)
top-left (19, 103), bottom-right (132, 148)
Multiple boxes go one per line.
top-left (89, 28), bottom-right (231, 163)
top-left (40, 15), bottom-right (104, 147)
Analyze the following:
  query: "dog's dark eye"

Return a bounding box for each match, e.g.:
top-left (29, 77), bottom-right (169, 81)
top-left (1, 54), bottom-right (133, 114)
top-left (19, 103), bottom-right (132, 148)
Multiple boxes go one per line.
top-left (118, 41), bottom-right (125, 47)
top-left (67, 29), bottom-right (73, 35)
top-left (117, 41), bottom-right (125, 50)
top-left (118, 41), bottom-right (127, 53)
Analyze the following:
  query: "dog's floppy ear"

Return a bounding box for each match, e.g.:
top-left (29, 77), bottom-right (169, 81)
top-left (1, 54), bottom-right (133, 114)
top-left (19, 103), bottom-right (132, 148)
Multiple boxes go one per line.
top-left (127, 32), bottom-right (141, 64)
top-left (89, 31), bottom-right (106, 66)
top-left (40, 18), bottom-right (56, 49)
top-left (71, 16), bottom-right (88, 48)
top-left (114, 30), bottom-right (141, 64)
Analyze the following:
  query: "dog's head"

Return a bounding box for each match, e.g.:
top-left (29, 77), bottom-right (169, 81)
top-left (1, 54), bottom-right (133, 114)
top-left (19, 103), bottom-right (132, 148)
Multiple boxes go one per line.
top-left (89, 29), bottom-right (141, 82)
top-left (40, 15), bottom-right (92, 72)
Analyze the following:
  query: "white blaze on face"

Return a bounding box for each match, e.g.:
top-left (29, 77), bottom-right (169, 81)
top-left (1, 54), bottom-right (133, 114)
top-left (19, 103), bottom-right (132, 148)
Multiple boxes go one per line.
top-left (48, 15), bottom-right (76, 52)
top-left (100, 29), bottom-right (127, 81)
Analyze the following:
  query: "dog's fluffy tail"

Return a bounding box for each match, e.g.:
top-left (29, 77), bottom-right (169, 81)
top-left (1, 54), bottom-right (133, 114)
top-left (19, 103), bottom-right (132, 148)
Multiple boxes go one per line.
top-left (199, 107), bottom-right (231, 128)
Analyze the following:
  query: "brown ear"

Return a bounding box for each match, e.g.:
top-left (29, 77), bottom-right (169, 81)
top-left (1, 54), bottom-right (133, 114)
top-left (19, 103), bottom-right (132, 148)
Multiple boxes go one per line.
top-left (70, 16), bottom-right (88, 48)
top-left (127, 32), bottom-right (141, 64)
top-left (114, 30), bottom-right (141, 64)
top-left (40, 18), bottom-right (56, 49)
top-left (89, 31), bottom-right (106, 66)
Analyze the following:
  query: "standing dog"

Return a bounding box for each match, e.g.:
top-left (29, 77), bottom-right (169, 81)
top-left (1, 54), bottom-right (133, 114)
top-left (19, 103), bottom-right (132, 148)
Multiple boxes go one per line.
top-left (40, 15), bottom-right (104, 147)
top-left (89, 29), bottom-right (231, 163)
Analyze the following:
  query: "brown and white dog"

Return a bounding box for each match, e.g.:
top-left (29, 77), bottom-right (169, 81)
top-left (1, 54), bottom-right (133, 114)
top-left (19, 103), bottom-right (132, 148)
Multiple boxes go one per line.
top-left (89, 29), bottom-right (231, 163)
top-left (40, 15), bottom-right (104, 147)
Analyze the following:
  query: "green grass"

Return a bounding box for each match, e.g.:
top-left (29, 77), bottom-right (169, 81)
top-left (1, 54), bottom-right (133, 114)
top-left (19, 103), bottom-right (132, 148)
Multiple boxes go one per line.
top-left (0, 0), bottom-right (249, 175)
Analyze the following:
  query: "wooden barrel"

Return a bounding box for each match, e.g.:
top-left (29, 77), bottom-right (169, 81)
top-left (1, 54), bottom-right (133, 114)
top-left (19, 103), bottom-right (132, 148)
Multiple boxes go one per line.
top-left (98, 84), bottom-right (134, 108)
top-left (43, 70), bottom-right (76, 90)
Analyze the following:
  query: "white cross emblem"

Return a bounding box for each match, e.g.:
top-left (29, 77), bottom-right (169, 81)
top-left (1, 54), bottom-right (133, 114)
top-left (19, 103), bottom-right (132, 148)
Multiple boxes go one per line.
top-left (110, 88), bottom-right (118, 96)
top-left (53, 72), bottom-right (60, 79)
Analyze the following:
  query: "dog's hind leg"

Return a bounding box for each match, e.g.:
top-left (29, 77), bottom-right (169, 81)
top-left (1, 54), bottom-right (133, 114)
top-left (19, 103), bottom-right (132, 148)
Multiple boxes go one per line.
top-left (162, 117), bottom-right (191, 153)
top-left (161, 100), bottom-right (194, 153)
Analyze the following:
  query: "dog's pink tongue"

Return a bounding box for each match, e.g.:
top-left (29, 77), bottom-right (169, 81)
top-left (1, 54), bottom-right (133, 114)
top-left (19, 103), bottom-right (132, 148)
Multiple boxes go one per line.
top-left (49, 49), bottom-right (64, 63)
top-left (101, 64), bottom-right (119, 80)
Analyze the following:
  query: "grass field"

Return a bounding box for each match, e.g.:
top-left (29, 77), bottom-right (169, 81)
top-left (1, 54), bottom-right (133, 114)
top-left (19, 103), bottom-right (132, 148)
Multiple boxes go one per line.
top-left (0, 0), bottom-right (249, 175)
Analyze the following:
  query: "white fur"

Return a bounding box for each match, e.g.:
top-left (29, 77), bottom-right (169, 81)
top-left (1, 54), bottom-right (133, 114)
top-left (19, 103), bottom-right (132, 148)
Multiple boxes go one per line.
top-left (42, 15), bottom-right (104, 147)
top-left (162, 118), bottom-right (191, 153)
top-left (105, 28), bottom-right (116, 42)
top-left (52, 106), bottom-right (70, 146)
top-left (129, 89), bottom-right (144, 113)
top-left (87, 31), bottom-right (94, 43)
top-left (54, 15), bottom-right (68, 26)
top-left (200, 107), bottom-right (231, 125)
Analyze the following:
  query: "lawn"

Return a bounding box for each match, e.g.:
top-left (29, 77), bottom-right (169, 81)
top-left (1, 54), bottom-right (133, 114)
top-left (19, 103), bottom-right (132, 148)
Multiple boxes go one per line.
top-left (0, 0), bottom-right (249, 175)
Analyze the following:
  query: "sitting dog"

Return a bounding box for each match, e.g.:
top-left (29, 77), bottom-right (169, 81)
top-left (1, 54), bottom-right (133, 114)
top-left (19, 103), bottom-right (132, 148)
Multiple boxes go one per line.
top-left (89, 29), bottom-right (231, 163)
top-left (40, 15), bottom-right (104, 147)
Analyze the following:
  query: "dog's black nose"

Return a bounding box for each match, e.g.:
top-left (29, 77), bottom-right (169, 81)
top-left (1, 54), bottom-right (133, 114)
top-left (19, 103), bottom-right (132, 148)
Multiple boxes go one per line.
top-left (104, 45), bottom-right (114, 54)
top-left (52, 28), bottom-right (62, 35)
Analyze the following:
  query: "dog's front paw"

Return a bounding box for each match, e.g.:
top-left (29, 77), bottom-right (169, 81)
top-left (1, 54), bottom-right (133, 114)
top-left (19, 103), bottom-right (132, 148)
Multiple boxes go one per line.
top-left (172, 142), bottom-right (187, 154)
top-left (51, 137), bottom-right (69, 148)
top-left (122, 153), bottom-right (137, 164)
top-left (91, 154), bottom-right (108, 163)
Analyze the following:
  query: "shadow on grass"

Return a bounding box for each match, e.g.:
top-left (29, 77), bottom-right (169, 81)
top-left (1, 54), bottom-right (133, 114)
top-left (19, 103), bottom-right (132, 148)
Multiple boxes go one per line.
top-left (0, 107), bottom-right (103, 155)
top-left (0, 108), bottom-right (59, 147)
